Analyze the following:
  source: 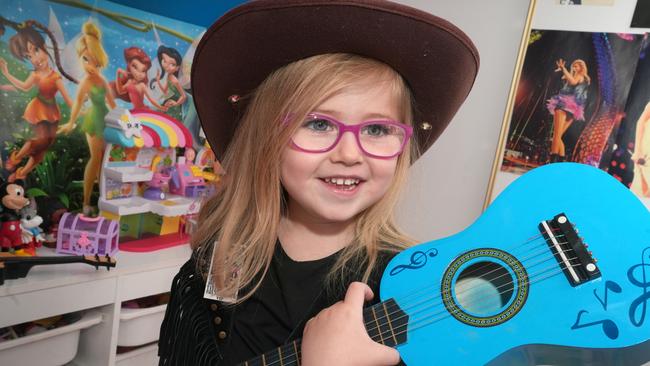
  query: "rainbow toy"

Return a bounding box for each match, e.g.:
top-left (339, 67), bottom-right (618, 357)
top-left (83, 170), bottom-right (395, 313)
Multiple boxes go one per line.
top-left (104, 108), bottom-right (193, 148)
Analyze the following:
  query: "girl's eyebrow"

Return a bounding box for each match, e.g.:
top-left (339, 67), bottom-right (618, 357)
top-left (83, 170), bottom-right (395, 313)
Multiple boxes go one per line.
top-left (313, 108), bottom-right (398, 121)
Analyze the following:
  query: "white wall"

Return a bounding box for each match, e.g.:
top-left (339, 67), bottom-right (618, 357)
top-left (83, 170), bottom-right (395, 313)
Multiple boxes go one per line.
top-left (394, 0), bottom-right (533, 240)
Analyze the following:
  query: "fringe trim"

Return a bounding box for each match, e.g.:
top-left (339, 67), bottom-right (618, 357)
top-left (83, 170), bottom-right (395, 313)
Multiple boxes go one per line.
top-left (159, 256), bottom-right (223, 366)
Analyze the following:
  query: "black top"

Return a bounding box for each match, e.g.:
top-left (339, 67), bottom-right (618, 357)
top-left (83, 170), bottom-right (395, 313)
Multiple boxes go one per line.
top-left (159, 242), bottom-right (396, 366)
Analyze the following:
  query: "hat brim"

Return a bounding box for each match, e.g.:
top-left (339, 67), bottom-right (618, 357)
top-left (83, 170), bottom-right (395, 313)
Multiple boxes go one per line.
top-left (191, 0), bottom-right (479, 160)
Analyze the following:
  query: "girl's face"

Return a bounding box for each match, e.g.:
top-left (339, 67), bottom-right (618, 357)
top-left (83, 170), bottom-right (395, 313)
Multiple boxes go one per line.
top-left (128, 58), bottom-right (148, 82)
top-left (25, 42), bottom-right (48, 70)
top-left (81, 49), bottom-right (101, 76)
top-left (161, 53), bottom-right (179, 74)
top-left (280, 79), bottom-right (401, 225)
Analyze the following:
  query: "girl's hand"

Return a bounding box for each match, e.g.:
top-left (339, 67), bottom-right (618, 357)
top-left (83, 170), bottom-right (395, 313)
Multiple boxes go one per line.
top-left (164, 99), bottom-right (176, 108)
top-left (555, 58), bottom-right (565, 72)
top-left (301, 282), bottom-right (401, 366)
top-left (57, 122), bottom-right (76, 135)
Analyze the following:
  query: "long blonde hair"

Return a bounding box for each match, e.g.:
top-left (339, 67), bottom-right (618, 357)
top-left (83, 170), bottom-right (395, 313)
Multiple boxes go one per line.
top-left (77, 21), bottom-right (107, 68)
top-left (570, 59), bottom-right (591, 85)
top-left (193, 53), bottom-right (417, 303)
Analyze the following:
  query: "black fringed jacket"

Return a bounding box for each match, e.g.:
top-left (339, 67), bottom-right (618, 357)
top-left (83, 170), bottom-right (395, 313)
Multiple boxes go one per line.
top-left (158, 247), bottom-right (399, 366)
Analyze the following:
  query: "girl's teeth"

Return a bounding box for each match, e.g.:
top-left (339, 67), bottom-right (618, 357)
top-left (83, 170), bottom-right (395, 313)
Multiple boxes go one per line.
top-left (324, 178), bottom-right (360, 186)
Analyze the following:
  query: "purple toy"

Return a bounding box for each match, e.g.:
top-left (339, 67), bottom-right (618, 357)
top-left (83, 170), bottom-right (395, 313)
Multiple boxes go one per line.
top-left (143, 172), bottom-right (172, 200)
top-left (56, 213), bottom-right (119, 256)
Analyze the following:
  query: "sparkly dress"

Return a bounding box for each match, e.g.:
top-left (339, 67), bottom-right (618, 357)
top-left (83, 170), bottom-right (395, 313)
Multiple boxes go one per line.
top-left (546, 79), bottom-right (589, 121)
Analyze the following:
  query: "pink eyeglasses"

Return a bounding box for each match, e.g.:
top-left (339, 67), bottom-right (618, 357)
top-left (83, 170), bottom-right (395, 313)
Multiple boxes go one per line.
top-left (289, 113), bottom-right (413, 159)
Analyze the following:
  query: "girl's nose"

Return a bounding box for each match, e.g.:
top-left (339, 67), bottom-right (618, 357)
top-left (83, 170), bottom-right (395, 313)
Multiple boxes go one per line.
top-left (330, 131), bottom-right (363, 165)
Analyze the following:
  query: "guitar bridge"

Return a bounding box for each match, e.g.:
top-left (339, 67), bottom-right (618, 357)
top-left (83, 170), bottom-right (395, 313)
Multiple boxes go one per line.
top-left (538, 213), bottom-right (601, 286)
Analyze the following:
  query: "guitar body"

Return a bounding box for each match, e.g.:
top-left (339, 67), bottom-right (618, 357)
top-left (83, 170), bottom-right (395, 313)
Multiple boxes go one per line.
top-left (381, 163), bottom-right (650, 365)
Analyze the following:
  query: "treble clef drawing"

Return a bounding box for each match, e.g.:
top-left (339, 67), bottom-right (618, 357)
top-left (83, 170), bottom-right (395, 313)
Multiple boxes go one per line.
top-left (627, 247), bottom-right (650, 327)
top-left (389, 248), bottom-right (438, 276)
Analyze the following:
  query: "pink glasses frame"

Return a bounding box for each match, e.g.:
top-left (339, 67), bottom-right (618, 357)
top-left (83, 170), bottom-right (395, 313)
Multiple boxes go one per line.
top-left (289, 113), bottom-right (414, 159)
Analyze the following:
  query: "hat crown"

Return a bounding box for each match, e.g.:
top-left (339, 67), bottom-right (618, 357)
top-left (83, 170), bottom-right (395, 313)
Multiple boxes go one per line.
top-left (191, 0), bottom-right (479, 161)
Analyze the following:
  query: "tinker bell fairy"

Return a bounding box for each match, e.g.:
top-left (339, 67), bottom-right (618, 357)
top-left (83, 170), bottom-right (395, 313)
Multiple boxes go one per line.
top-left (58, 21), bottom-right (116, 216)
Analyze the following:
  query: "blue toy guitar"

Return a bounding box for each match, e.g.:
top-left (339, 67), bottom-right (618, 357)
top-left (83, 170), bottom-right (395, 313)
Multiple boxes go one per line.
top-left (241, 163), bottom-right (650, 365)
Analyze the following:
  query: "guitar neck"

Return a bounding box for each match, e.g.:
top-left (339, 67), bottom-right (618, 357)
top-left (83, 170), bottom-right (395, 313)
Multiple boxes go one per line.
top-left (0, 255), bottom-right (88, 265)
top-left (0, 254), bottom-right (116, 285)
top-left (240, 298), bottom-right (408, 366)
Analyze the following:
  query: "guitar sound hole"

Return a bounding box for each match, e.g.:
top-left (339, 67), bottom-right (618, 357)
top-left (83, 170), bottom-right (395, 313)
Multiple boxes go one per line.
top-left (454, 261), bottom-right (514, 316)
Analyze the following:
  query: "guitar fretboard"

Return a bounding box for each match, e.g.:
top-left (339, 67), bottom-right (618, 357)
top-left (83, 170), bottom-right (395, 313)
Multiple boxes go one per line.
top-left (240, 298), bottom-right (408, 366)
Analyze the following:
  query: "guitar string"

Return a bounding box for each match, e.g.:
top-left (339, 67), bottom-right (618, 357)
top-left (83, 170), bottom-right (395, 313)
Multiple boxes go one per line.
top-left (257, 252), bottom-right (582, 366)
top-left (390, 261), bottom-right (581, 342)
top-left (360, 231), bottom-right (562, 327)
top-left (363, 245), bottom-right (565, 336)
top-left (360, 235), bottom-right (567, 335)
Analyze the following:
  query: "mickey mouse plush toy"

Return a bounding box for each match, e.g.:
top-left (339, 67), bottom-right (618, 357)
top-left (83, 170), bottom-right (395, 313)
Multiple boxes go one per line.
top-left (0, 180), bottom-right (30, 253)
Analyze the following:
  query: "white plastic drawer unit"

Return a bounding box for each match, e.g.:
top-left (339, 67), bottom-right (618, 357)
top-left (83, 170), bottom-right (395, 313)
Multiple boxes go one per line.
top-left (118, 303), bottom-right (167, 347)
top-left (0, 311), bottom-right (102, 366)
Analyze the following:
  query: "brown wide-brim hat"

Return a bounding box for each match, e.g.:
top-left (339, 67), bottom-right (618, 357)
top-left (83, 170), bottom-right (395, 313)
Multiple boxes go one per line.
top-left (192, 0), bottom-right (479, 161)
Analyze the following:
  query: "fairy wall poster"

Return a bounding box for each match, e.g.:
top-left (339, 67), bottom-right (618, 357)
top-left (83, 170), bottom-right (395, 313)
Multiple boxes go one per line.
top-left (0, 0), bottom-right (226, 248)
top-left (487, 29), bottom-right (645, 204)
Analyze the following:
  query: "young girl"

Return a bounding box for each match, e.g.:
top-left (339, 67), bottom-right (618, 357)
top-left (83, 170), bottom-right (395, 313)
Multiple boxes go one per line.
top-left (58, 21), bottom-right (116, 216)
top-left (546, 58), bottom-right (591, 162)
top-left (0, 25), bottom-right (73, 182)
top-left (159, 1), bottom-right (479, 365)
top-left (112, 47), bottom-right (167, 111)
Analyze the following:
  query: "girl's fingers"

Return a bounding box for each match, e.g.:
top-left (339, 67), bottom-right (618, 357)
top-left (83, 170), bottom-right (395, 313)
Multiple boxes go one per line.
top-left (371, 345), bottom-right (401, 366)
top-left (344, 282), bottom-right (374, 311)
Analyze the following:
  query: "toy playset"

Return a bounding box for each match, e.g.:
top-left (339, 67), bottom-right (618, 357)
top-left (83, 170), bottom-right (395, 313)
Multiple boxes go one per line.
top-left (99, 108), bottom-right (206, 251)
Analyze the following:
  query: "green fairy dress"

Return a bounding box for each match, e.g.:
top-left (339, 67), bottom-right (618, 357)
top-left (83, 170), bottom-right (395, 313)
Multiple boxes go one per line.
top-left (81, 83), bottom-right (109, 137)
top-left (163, 82), bottom-right (183, 121)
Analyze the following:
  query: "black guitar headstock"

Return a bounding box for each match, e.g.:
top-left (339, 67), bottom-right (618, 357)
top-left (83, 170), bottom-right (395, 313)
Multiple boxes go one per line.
top-left (0, 253), bottom-right (118, 285)
top-left (82, 254), bottom-right (117, 270)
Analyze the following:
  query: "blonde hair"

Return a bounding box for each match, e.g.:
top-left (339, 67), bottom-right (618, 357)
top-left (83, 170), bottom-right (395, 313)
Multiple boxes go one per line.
top-left (193, 53), bottom-right (417, 302)
top-left (571, 59), bottom-right (591, 85)
top-left (77, 21), bottom-right (107, 68)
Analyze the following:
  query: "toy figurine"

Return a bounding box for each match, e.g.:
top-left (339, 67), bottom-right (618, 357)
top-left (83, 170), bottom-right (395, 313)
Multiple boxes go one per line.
top-left (19, 198), bottom-right (45, 255)
top-left (144, 171), bottom-right (172, 200)
top-left (0, 181), bottom-right (30, 253)
top-left (169, 155), bottom-right (206, 198)
top-left (34, 196), bottom-right (67, 246)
